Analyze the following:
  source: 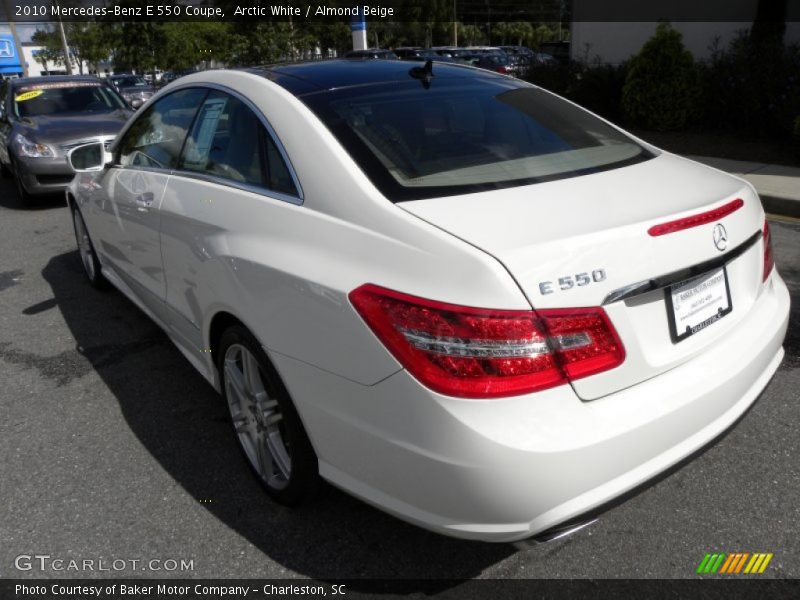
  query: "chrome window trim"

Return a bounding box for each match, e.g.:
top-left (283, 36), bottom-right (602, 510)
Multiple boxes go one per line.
top-left (167, 169), bottom-right (303, 206)
top-left (107, 164), bottom-right (169, 177)
top-left (602, 230), bottom-right (762, 305)
top-left (167, 81), bottom-right (304, 205)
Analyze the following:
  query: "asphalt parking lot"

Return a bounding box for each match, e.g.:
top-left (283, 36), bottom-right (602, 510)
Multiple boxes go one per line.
top-left (0, 178), bottom-right (798, 583)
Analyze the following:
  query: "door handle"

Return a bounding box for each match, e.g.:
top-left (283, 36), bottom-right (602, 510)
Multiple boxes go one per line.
top-left (135, 192), bottom-right (155, 210)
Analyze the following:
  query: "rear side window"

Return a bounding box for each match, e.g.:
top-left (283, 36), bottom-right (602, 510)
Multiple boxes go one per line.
top-left (302, 79), bottom-right (652, 201)
top-left (117, 88), bottom-right (207, 170)
top-left (179, 90), bottom-right (298, 196)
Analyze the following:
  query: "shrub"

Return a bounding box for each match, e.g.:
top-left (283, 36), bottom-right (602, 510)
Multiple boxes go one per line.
top-left (525, 61), bottom-right (628, 123)
top-left (525, 60), bottom-right (583, 99)
top-left (571, 63), bottom-right (628, 123)
top-left (700, 33), bottom-right (800, 139)
top-left (622, 23), bottom-right (700, 131)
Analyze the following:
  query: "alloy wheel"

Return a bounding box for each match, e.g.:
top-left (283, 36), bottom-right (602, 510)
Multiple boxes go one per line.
top-left (223, 343), bottom-right (291, 490)
top-left (73, 210), bottom-right (97, 281)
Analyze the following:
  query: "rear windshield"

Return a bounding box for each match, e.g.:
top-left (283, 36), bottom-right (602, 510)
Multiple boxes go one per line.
top-left (301, 78), bottom-right (652, 201)
top-left (13, 82), bottom-right (127, 118)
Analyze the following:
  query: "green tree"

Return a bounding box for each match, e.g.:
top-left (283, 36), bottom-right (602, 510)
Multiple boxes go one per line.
top-left (160, 22), bottom-right (231, 71)
top-left (30, 28), bottom-right (63, 73)
top-left (399, 0), bottom-right (455, 47)
top-left (460, 24), bottom-right (486, 46)
top-left (59, 23), bottom-right (112, 74)
top-left (101, 21), bottom-right (164, 74)
top-left (303, 21), bottom-right (351, 57)
top-left (505, 22), bottom-right (535, 46)
top-left (622, 22), bottom-right (699, 131)
top-left (227, 22), bottom-right (295, 65)
top-left (531, 24), bottom-right (557, 49)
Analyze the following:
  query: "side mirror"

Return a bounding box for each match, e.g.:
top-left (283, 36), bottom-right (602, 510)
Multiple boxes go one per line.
top-left (68, 142), bottom-right (113, 173)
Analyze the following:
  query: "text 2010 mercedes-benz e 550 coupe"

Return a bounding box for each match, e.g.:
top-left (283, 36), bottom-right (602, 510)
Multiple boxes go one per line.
top-left (66, 60), bottom-right (790, 542)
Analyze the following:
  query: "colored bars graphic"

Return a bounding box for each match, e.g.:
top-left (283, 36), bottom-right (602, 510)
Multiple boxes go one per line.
top-left (696, 552), bottom-right (773, 574)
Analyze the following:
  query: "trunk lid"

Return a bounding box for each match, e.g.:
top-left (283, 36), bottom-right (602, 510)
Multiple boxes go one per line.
top-left (399, 153), bottom-right (767, 400)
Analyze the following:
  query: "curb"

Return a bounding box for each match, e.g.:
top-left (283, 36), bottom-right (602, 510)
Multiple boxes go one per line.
top-left (761, 195), bottom-right (800, 219)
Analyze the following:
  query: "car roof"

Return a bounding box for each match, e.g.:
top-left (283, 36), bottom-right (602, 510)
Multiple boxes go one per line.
top-left (248, 59), bottom-right (501, 97)
top-left (11, 75), bottom-right (106, 88)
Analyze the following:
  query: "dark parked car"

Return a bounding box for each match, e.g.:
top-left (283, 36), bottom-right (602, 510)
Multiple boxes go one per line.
top-left (160, 69), bottom-right (198, 87)
top-left (464, 46), bottom-right (507, 57)
top-left (394, 48), bottom-right (455, 63)
top-left (344, 49), bottom-right (399, 60)
top-left (468, 54), bottom-right (516, 76)
top-left (429, 46), bottom-right (473, 60)
top-left (538, 41), bottom-right (571, 65)
top-left (500, 45), bottom-right (535, 58)
top-left (160, 71), bottom-right (178, 86)
top-left (108, 74), bottom-right (156, 108)
top-left (0, 75), bottom-right (132, 205)
top-left (393, 47), bottom-right (428, 59)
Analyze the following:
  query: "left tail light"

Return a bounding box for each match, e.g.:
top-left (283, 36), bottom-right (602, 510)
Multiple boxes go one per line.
top-left (762, 219), bottom-right (774, 282)
top-left (349, 284), bottom-right (625, 399)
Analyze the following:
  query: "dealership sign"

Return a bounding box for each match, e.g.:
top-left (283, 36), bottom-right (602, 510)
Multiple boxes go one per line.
top-left (0, 35), bottom-right (23, 75)
top-left (0, 39), bottom-right (14, 58)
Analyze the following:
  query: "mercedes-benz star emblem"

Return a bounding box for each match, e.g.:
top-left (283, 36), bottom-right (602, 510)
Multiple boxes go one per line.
top-left (713, 223), bottom-right (728, 251)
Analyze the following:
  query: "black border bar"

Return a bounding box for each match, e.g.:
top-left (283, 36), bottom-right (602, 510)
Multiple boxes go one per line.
top-left (2, 0), bottom-right (800, 23)
top-left (2, 579), bottom-right (799, 599)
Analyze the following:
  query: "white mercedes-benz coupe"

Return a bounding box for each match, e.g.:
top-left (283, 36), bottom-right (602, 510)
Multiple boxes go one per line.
top-left (66, 60), bottom-right (790, 542)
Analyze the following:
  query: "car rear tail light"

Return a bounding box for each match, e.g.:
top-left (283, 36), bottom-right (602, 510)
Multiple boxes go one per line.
top-left (537, 308), bottom-right (627, 380)
top-left (349, 284), bottom-right (625, 398)
top-left (763, 219), bottom-right (774, 282)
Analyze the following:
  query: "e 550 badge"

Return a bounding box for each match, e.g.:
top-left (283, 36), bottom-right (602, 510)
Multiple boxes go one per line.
top-left (539, 269), bottom-right (607, 295)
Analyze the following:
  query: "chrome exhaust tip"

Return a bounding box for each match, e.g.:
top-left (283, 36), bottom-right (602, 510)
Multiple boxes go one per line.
top-left (513, 518), bottom-right (598, 549)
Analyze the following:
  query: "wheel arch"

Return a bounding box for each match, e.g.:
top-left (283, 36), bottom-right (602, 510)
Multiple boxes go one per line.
top-left (206, 309), bottom-right (318, 445)
top-left (207, 310), bottom-right (245, 372)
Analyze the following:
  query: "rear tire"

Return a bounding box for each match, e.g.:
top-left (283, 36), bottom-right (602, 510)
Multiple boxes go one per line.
top-left (71, 207), bottom-right (109, 290)
top-left (218, 325), bottom-right (320, 505)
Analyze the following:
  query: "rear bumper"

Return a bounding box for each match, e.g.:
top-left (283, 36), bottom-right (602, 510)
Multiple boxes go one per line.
top-left (15, 156), bottom-right (74, 195)
top-left (273, 271), bottom-right (790, 542)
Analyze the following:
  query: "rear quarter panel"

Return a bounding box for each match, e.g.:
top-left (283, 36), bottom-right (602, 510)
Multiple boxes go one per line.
top-left (159, 71), bottom-right (531, 387)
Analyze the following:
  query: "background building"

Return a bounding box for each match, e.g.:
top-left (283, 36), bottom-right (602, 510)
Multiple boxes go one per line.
top-left (571, 21), bottom-right (800, 64)
top-left (571, 0), bottom-right (800, 65)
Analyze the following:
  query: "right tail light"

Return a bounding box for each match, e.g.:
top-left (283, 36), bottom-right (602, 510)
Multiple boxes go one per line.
top-left (349, 284), bottom-right (625, 399)
top-left (762, 219), bottom-right (774, 282)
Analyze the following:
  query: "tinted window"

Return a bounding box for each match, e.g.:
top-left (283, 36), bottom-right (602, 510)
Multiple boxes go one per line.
top-left (302, 79), bottom-right (652, 201)
top-left (180, 91), bottom-right (297, 196)
top-left (118, 88), bottom-right (207, 170)
top-left (13, 82), bottom-right (128, 117)
top-left (114, 76), bottom-right (148, 87)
